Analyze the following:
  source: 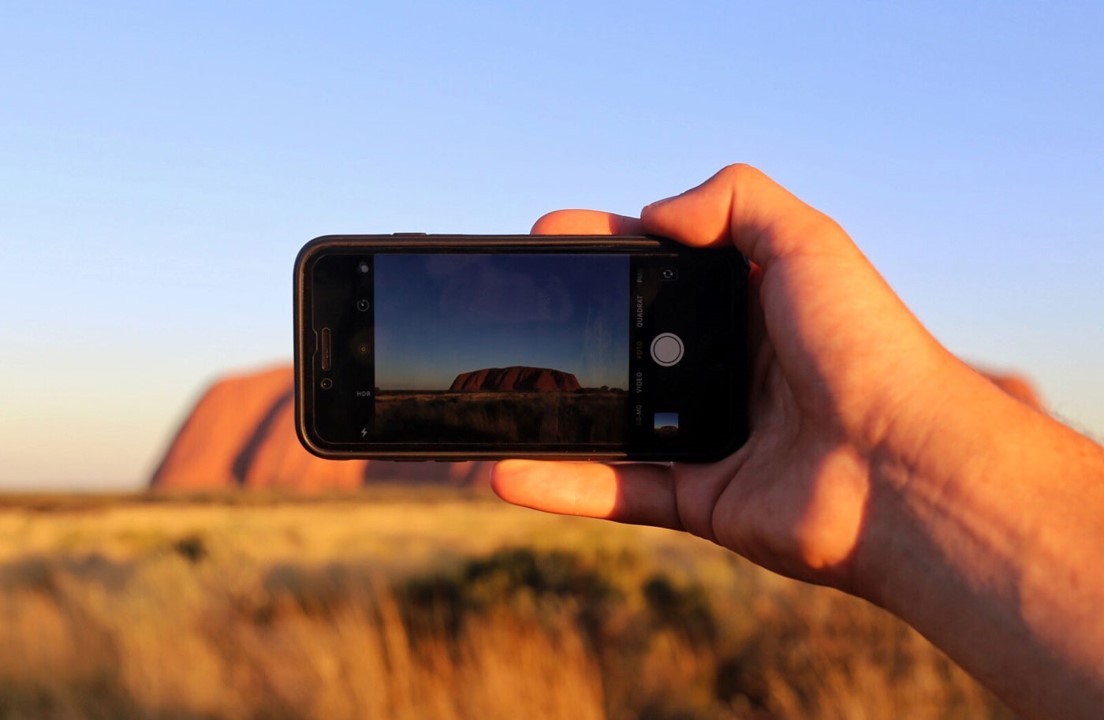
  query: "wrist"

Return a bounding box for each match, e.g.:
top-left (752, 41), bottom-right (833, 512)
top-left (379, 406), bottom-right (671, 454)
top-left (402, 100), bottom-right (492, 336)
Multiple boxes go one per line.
top-left (850, 361), bottom-right (1035, 605)
top-left (849, 364), bottom-right (1104, 718)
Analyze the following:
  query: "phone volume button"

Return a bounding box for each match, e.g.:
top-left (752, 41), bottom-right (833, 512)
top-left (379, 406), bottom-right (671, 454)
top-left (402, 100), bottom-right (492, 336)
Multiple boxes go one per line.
top-left (392, 232), bottom-right (427, 237)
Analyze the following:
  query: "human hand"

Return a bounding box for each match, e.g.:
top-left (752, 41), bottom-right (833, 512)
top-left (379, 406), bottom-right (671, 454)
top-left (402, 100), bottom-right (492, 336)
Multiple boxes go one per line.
top-left (495, 164), bottom-right (1104, 720)
top-left (492, 164), bottom-right (1000, 593)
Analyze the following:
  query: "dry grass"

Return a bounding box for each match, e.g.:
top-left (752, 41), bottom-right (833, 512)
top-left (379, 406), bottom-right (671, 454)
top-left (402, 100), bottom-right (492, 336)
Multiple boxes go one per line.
top-left (0, 489), bottom-right (1015, 719)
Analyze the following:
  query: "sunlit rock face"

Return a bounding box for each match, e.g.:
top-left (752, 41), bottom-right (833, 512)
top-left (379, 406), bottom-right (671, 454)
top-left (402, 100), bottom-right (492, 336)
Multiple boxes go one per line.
top-left (149, 365), bottom-right (491, 490)
top-left (449, 366), bottom-right (582, 392)
top-left (984, 373), bottom-right (1042, 409)
top-left (148, 362), bottom-right (1042, 491)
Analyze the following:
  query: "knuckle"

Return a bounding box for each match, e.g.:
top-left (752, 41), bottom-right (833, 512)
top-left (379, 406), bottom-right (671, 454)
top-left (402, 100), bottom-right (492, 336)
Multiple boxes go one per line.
top-left (717, 162), bottom-right (765, 188)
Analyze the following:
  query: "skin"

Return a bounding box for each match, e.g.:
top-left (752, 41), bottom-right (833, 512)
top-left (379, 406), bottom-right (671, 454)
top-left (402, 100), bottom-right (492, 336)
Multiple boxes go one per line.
top-left (492, 164), bottom-right (1104, 720)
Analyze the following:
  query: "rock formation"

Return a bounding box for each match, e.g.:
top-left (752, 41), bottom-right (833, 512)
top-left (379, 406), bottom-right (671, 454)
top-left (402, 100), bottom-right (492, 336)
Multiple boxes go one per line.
top-left (449, 366), bottom-right (582, 392)
top-left (149, 363), bottom-right (1041, 491)
top-left (150, 365), bottom-right (491, 490)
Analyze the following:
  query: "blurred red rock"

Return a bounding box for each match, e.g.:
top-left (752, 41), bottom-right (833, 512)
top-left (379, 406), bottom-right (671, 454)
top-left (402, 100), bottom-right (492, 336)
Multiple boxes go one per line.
top-left (977, 369), bottom-right (1044, 410)
top-left (149, 365), bottom-right (491, 490)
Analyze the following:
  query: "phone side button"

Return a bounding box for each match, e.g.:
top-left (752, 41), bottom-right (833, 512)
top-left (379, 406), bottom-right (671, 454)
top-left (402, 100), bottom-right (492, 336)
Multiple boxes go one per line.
top-left (392, 232), bottom-right (427, 237)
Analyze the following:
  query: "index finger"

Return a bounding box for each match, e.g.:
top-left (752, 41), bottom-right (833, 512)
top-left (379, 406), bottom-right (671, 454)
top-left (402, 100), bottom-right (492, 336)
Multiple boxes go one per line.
top-left (640, 164), bottom-right (857, 267)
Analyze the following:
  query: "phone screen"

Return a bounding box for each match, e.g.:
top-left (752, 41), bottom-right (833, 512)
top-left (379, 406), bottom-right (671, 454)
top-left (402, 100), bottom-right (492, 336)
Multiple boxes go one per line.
top-left (299, 238), bottom-right (748, 460)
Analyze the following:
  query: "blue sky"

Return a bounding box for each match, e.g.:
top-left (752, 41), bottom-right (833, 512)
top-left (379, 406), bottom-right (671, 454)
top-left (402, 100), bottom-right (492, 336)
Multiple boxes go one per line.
top-left (373, 254), bottom-right (628, 390)
top-left (1, 2), bottom-right (1101, 489)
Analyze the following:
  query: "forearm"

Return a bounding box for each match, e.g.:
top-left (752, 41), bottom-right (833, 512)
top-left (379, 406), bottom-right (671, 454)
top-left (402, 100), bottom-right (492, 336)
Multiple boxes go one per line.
top-left (857, 366), bottom-right (1104, 720)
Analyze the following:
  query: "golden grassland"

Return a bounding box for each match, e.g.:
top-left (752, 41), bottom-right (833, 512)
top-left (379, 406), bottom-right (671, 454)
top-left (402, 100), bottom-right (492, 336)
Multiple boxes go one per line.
top-left (0, 488), bottom-right (1015, 720)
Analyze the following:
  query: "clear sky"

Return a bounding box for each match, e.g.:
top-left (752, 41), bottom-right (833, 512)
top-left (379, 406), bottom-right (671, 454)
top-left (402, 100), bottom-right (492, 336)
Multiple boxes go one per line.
top-left (1, 2), bottom-right (1101, 489)
top-left (373, 254), bottom-right (628, 390)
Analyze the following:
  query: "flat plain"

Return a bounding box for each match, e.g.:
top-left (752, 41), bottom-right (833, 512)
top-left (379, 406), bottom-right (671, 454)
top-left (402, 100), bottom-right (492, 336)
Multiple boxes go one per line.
top-left (373, 391), bottom-right (625, 442)
top-left (0, 488), bottom-right (1015, 720)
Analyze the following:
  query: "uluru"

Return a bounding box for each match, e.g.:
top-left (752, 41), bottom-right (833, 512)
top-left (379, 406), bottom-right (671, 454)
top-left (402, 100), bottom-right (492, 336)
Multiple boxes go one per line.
top-left (449, 366), bottom-right (581, 392)
top-left (149, 365), bottom-right (490, 490)
top-left (148, 363), bottom-right (1041, 491)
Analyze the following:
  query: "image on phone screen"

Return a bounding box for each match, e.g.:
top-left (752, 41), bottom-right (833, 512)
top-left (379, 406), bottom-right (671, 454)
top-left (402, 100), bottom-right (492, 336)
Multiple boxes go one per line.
top-left (370, 253), bottom-right (629, 444)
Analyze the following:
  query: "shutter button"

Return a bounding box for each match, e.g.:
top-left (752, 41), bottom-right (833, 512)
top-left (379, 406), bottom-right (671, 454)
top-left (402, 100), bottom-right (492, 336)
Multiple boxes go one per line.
top-left (650, 333), bottom-right (684, 367)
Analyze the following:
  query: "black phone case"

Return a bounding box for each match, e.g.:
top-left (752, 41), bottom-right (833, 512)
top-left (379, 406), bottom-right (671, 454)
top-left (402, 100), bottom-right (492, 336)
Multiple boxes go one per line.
top-left (294, 234), bottom-right (749, 462)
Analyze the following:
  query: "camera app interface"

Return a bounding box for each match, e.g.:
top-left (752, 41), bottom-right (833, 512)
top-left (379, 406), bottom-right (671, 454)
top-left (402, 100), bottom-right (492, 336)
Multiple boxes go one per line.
top-left (312, 246), bottom-right (716, 451)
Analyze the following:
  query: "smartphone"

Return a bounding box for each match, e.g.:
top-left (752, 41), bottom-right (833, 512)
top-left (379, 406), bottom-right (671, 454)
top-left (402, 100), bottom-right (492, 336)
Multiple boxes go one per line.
top-left (294, 234), bottom-right (750, 461)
